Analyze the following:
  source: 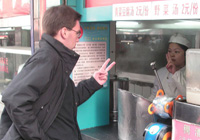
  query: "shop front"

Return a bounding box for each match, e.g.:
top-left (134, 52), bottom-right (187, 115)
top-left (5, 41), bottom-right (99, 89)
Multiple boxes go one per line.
top-left (1, 0), bottom-right (200, 139)
top-left (78, 0), bottom-right (200, 139)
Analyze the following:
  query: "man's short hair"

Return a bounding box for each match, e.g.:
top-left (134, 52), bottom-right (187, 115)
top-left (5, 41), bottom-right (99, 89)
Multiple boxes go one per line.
top-left (42, 5), bottom-right (82, 36)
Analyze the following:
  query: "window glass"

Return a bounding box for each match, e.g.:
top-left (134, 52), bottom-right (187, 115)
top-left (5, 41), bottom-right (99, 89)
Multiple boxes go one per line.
top-left (0, 0), bottom-right (31, 116)
top-left (0, 25), bottom-right (31, 93)
top-left (116, 20), bottom-right (198, 75)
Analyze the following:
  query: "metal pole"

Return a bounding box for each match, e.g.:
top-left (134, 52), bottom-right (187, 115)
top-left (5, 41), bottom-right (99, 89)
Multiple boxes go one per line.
top-left (30, 0), bottom-right (35, 54)
top-left (150, 61), bottom-right (164, 92)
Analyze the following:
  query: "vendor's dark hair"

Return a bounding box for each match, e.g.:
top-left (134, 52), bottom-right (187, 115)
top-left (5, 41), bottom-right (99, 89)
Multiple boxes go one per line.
top-left (177, 43), bottom-right (188, 52)
top-left (42, 5), bottom-right (82, 36)
top-left (168, 43), bottom-right (188, 52)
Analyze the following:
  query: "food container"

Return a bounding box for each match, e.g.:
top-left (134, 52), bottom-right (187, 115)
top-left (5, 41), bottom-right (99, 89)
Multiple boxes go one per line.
top-left (186, 49), bottom-right (200, 105)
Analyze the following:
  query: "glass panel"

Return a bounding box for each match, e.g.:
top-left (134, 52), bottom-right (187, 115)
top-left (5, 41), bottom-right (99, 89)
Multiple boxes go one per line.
top-left (0, 52), bottom-right (30, 91)
top-left (0, 26), bottom-right (31, 93)
top-left (0, 1), bottom-right (31, 116)
top-left (116, 20), bottom-right (198, 76)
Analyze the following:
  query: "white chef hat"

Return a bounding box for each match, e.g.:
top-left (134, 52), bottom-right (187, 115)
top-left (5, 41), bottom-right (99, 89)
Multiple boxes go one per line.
top-left (169, 33), bottom-right (191, 48)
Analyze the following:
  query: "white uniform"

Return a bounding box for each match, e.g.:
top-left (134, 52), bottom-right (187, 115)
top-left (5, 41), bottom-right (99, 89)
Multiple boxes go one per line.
top-left (149, 66), bottom-right (186, 101)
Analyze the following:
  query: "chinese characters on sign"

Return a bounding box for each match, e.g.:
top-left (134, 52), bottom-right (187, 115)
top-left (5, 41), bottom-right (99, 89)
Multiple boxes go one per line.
top-left (113, 2), bottom-right (151, 20)
top-left (73, 42), bottom-right (106, 86)
top-left (113, 0), bottom-right (200, 20)
top-left (173, 119), bottom-right (200, 140)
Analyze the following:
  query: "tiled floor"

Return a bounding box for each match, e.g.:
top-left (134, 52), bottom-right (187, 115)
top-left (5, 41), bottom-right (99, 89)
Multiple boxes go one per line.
top-left (81, 122), bottom-right (118, 140)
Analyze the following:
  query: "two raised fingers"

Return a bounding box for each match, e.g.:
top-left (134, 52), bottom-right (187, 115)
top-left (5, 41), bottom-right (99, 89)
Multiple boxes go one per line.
top-left (101, 58), bottom-right (116, 72)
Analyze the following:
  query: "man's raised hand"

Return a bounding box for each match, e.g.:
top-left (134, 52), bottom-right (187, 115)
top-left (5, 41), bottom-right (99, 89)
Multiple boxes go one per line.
top-left (93, 58), bottom-right (116, 85)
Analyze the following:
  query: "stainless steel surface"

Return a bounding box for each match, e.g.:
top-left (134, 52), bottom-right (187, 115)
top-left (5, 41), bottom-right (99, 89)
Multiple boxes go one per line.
top-left (110, 77), bottom-right (129, 122)
top-left (173, 100), bottom-right (200, 125)
top-left (150, 61), bottom-right (164, 92)
top-left (118, 89), bottom-right (154, 140)
top-left (117, 72), bottom-right (155, 84)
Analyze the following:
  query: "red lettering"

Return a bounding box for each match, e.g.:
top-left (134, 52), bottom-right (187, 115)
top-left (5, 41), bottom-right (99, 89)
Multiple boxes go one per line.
top-left (163, 5), bottom-right (169, 15)
top-left (192, 2), bottom-right (198, 15)
top-left (0, 57), bottom-right (8, 65)
top-left (172, 4), bottom-right (179, 15)
top-left (130, 7), bottom-right (134, 16)
top-left (154, 5), bottom-right (160, 16)
top-left (182, 3), bottom-right (190, 15)
top-left (136, 5), bottom-right (149, 16)
top-left (115, 7), bottom-right (119, 16)
top-left (0, 65), bottom-right (9, 73)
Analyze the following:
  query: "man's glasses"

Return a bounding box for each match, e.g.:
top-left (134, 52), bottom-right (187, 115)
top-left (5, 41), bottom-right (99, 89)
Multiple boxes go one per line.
top-left (66, 27), bottom-right (81, 39)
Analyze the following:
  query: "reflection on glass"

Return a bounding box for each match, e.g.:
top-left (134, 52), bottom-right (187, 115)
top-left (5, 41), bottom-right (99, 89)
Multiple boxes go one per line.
top-left (116, 20), bottom-right (197, 76)
top-left (0, 26), bottom-right (31, 93)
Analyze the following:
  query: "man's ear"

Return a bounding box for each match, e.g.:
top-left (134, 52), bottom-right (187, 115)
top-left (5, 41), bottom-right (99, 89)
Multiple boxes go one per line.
top-left (54, 27), bottom-right (70, 43)
top-left (60, 27), bottom-right (69, 39)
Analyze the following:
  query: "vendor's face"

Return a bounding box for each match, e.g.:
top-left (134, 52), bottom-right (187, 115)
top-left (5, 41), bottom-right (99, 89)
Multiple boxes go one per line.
top-left (168, 43), bottom-right (185, 68)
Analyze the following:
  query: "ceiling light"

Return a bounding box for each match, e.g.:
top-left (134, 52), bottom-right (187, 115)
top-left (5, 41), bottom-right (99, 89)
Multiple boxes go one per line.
top-left (116, 21), bottom-right (138, 28)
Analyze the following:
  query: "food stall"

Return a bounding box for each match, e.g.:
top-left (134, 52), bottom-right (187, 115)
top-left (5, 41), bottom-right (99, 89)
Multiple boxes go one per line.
top-left (79, 0), bottom-right (200, 139)
top-left (1, 0), bottom-right (200, 139)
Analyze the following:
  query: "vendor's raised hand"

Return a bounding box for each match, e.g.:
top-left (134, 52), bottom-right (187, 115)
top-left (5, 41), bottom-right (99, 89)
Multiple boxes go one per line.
top-left (166, 53), bottom-right (176, 74)
top-left (93, 58), bottom-right (116, 85)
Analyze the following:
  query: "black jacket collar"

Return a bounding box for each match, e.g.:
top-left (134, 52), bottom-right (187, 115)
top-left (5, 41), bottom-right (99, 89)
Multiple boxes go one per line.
top-left (40, 33), bottom-right (80, 72)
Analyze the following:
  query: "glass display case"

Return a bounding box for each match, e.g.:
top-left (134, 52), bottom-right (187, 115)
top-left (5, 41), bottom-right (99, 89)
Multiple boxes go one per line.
top-left (116, 20), bottom-right (198, 82)
top-left (115, 20), bottom-right (199, 97)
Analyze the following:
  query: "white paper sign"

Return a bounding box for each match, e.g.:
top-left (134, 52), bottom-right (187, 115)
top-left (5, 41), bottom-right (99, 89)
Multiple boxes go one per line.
top-left (113, 0), bottom-right (200, 20)
top-left (73, 42), bottom-right (107, 85)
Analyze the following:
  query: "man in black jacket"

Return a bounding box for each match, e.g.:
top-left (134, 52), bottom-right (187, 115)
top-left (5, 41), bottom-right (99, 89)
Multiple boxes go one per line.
top-left (0, 5), bottom-right (115, 140)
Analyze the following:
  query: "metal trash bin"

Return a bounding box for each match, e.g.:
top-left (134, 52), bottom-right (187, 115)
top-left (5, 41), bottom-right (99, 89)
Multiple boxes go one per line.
top-left (110, 76), bottom-right (129, 122)
top-left (118, 89), bottom-right (154, 140)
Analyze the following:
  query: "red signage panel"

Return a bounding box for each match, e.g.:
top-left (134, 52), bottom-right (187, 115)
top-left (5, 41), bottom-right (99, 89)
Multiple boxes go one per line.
top-left (85, 0), bottom-right (167, 8)
top-left (0, 0), bottom-right (30, 18)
